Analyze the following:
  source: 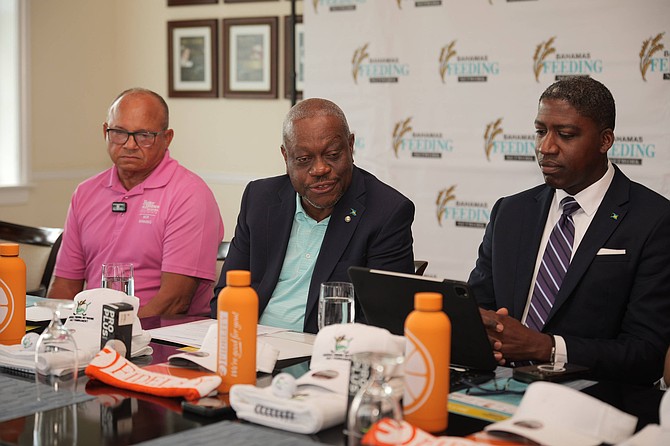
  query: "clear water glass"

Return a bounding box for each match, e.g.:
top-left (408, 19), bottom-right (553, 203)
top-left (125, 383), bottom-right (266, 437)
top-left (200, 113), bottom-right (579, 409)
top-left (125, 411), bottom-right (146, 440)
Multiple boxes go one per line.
top-left (34, 299), bottom-right (79, 400)
top-left (318, 281), bottom-right (355, 330)
top-left (346, 351), bottom-right (404, 446)
top-left (101, 262), bottom-right (134, 296)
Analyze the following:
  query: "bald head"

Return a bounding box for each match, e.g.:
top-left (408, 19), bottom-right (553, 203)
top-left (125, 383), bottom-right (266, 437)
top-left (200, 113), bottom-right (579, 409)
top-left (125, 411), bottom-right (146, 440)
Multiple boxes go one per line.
top-left (104, 88), bottom-right (174, 191)
top-left (107, 88), bottom-right (170, 130)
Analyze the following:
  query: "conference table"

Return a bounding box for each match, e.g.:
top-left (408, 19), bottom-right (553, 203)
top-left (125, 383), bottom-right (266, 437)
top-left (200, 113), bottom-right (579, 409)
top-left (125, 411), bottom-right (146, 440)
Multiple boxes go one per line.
top-left (0, 315), bottom-right (663, 445)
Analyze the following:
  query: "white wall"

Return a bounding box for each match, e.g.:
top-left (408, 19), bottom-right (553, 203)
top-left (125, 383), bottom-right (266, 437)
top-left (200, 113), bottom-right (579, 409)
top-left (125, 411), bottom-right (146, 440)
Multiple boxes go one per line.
top-left (1, 0), bottom-right (301, 236)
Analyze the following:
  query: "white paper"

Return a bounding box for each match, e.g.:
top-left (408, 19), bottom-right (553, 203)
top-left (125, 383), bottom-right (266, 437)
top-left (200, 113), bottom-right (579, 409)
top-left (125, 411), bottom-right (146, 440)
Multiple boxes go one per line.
top-left (149, 320), bottom-right (288, 348)
top-left (149, 320), bottom-right (314, 361)
top-left (148, 319), bottom-right (216, 347)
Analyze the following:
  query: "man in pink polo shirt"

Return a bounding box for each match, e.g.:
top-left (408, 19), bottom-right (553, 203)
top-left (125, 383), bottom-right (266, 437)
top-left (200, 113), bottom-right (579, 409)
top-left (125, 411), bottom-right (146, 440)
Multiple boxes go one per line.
top-left (48, 88), bottom-right (224, 317)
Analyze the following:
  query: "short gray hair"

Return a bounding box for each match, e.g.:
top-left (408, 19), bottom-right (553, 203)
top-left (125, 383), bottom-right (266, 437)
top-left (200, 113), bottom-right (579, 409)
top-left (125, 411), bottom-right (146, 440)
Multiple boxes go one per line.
top-left (282, 98), bottom-right (350, 148)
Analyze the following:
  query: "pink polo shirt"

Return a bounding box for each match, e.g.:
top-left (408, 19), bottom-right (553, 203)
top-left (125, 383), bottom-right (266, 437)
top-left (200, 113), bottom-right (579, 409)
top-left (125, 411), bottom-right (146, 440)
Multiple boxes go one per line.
top-left (54, 150), bottom-right (224, 315)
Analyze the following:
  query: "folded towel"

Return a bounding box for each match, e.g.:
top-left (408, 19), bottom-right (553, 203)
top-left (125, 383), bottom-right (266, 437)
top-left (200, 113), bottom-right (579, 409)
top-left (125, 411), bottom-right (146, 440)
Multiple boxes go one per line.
top-left (0, 343), bottom-right (96, 376)
top-left (230, 383), bottom-right (347, 434)
top-left (85, 345), bottom-right (221, 401)
top-left (1, 289), bottom-right (154, 376)
top-left (361, 419), bottom-right (479, 445)
top-left (228, 323), bottom-right (406, 435)
top-left (0, 331), bottom-right (153, 376)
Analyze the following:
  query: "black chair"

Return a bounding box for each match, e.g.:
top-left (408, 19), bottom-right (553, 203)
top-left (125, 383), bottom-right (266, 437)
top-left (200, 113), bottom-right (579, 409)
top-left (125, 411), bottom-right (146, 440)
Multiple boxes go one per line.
top-left (217, 241), bottom-right (230, 261)
top-left (215, 241), bottom-right (231, 284)
top-left (413, 260), bottom-right (428, 276)
top-left (0, 220), bottom-right (63, 296)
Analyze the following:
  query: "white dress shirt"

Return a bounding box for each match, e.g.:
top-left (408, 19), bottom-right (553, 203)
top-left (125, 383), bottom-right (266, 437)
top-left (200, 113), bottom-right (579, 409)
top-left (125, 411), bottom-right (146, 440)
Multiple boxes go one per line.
top-left (521, 162), bottom-right (615, 363)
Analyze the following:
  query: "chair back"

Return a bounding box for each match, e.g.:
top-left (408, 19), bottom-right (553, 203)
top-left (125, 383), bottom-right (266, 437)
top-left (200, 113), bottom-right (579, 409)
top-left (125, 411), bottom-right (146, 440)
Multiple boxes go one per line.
top-left (217, 241), bottom-right (230, 261)
top-left (413, 260), bottom-right (428, 276)
top-left (215, 241), bottom-right (231, 285)
top-left (0, 221), bottom-right (63, 296)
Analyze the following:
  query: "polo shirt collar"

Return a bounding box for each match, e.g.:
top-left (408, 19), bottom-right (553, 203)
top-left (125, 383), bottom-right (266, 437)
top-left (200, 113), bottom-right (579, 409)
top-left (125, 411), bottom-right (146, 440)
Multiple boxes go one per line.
top-left (107, 149), bottom-right (178, 194)
top-left (294, 193), bottom-right (331, 226)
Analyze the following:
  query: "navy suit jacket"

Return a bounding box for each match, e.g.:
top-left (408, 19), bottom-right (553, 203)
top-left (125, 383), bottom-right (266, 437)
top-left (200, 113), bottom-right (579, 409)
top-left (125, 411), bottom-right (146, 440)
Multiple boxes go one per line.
top-left (211, 166), bottom-right (415, 333)
top-left (468, 166), bottom-right (670, 385)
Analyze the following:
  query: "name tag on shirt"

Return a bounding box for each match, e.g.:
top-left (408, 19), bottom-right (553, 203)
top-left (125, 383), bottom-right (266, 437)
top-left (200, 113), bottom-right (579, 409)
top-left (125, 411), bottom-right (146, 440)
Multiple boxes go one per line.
top-left (112, 202), bottom-right (127, 213)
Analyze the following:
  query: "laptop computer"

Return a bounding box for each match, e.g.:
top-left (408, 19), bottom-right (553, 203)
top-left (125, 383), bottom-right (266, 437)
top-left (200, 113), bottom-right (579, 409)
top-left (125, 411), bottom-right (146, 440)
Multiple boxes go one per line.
top-left (348, 266), bottom-right (497, 388)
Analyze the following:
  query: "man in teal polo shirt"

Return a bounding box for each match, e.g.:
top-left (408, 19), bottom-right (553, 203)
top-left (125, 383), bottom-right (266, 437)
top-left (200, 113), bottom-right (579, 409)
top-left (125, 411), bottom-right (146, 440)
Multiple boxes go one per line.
top-left (211, 98), bottom-right (415, 333)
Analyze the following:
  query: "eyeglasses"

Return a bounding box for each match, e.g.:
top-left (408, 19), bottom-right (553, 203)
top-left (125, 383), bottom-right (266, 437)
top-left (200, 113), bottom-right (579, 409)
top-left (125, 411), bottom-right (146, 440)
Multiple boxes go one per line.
top-left (106, 128), bottom-right (165, 148)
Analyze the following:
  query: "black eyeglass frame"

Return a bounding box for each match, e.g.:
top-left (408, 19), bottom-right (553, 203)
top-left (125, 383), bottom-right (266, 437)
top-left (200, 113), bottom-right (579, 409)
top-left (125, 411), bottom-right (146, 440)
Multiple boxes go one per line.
top-left (105, 128), bottom-right (166, 148)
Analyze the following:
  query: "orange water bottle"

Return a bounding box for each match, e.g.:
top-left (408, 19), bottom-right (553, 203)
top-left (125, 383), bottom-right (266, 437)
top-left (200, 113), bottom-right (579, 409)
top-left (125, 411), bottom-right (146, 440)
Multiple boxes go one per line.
top-left (403, 292), bottom-right (451, 432)
top-left (0, 243), bottom-right (27, 345)
top-left (217, 270), bottom-right (258, 392)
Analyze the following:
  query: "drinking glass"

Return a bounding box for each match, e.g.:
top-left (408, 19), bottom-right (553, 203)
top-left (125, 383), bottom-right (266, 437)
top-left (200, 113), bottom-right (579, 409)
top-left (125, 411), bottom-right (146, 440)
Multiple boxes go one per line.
top-left (346, 351), bottom-right (404, 446)
top-left (318, 281), bottom-right (355, 330)
top-left (34, 299), bottom-right (79, 400)
top-left (101, 262), bottom-right (134, 296)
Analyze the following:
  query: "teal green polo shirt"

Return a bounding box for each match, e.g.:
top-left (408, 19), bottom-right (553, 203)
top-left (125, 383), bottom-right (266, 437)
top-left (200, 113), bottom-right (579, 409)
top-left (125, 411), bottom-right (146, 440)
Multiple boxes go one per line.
top-left (259, 194), bottom-right (330, 331)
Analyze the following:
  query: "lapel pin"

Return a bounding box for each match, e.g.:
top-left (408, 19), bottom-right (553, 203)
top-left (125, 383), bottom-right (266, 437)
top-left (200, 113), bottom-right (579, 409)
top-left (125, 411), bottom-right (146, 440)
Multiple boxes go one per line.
top-left (610, 212), bottom-right (619, 220)
top-left (345, 216), bottom-right (351, 223)
top-left (349, 208), bottom-right (357, 217)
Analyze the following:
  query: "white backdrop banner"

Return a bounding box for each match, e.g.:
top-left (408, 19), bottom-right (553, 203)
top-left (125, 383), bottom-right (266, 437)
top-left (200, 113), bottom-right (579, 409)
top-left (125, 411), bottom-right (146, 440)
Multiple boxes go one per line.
top-left (304, 0), bottom-right (670, 280)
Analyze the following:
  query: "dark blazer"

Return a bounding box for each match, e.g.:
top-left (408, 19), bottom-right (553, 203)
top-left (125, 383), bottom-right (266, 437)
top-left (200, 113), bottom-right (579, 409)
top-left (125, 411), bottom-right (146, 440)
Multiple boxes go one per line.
top-left (211, 166), bottom-right (415, 333)
top-left (468, 165), bottom-right (670, 385)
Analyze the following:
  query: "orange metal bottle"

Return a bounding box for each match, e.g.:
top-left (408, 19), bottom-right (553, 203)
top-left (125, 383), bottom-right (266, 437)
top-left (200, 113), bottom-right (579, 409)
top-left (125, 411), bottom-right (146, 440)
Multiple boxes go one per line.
top-left (217, 270), bottom-right (258, 393)
top-left (0, 243), bottom-right (27, 345)
top-left (403, 292), bottom-right (451, 432)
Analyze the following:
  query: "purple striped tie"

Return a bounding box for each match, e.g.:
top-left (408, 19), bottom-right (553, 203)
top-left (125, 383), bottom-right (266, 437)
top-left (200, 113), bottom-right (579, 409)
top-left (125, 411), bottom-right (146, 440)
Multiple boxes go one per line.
top-left (526, 196), bottom-right (581, 332)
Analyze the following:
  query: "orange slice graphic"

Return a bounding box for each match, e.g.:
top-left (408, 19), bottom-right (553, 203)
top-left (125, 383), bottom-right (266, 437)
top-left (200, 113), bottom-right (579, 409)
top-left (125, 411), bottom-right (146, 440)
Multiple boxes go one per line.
top-left (0, 279), bottom-right (15, 333)
top-left (403, 329), bottom-right (435, 414)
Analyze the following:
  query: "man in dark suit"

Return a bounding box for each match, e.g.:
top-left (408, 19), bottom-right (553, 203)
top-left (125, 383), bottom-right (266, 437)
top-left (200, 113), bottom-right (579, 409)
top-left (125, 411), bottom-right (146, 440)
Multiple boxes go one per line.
top-left (469, 77), bottom-right (670, 385)
top-left (211, 98), bottom-right (415, 333)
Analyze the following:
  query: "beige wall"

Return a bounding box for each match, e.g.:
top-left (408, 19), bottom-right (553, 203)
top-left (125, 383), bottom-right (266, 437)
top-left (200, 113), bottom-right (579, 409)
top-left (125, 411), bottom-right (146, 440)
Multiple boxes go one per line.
top-left (2, 0), bottom-right (301, 237)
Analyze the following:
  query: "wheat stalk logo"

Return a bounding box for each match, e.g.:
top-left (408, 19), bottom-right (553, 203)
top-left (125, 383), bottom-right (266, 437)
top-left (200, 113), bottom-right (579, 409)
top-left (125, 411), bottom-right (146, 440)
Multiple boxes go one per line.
top-left (439, 40), bottom-right (457, 83)
top-left (436, 186), bottom-right (457, 226)
top-left (484, 118), bottom-right (503, 161)
top-left (533, 37), bottom-right (556, 82)
top-left (312, 0), bottom-right (319, 13)
top-left (392, 117), bottom-right (413, 158)
top-left (352, 44), bottom-right (370, 84)
top-left (639, 32), bottom-right (665, 81)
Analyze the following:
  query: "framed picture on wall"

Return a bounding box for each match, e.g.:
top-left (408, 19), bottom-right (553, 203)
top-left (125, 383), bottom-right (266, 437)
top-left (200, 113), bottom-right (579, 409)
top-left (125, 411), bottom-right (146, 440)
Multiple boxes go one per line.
top-left (284, 15), bottom-right (304, 100)
top-left (223, 17), bottom-right (278, 99)
top-left (168, 0), bottom-right (218, 6)
top-left (168, 19), bottom-right (218, 98)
